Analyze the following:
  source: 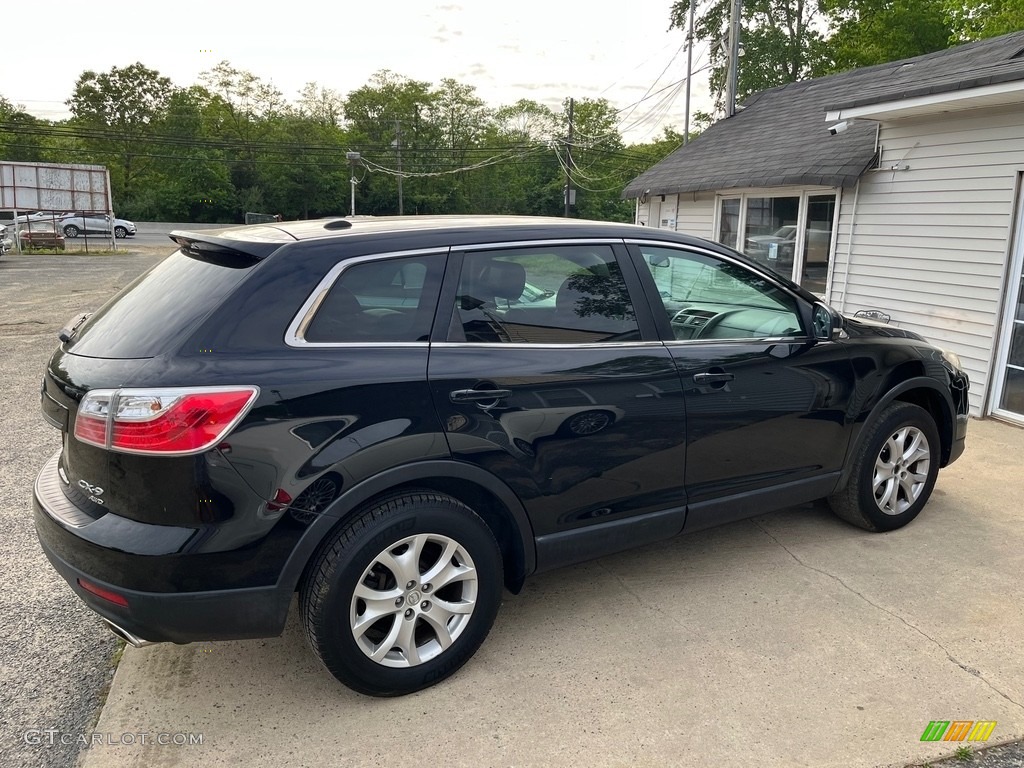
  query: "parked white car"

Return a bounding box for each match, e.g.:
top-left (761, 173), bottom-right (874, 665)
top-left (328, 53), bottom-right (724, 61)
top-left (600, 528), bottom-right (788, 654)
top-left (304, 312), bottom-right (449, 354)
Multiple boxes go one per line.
top-left (59, 212), bottom-right (137, 239)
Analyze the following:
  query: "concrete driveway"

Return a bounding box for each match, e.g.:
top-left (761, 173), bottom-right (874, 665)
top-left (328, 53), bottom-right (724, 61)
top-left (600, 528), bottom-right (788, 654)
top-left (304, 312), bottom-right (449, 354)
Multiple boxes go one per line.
top-left (77, 418), bottom-right (1024, 767)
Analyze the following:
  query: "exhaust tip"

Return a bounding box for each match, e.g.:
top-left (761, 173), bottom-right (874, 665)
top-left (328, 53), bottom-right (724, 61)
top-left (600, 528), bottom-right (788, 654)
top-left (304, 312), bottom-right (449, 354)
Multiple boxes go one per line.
top-left (101, 618), bottom-right (157, 648)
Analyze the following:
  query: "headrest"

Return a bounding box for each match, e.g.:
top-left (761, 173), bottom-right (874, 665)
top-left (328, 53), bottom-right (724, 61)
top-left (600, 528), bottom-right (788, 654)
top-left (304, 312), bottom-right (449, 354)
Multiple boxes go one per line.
top-left (478, 260), bottom-right (526, 300)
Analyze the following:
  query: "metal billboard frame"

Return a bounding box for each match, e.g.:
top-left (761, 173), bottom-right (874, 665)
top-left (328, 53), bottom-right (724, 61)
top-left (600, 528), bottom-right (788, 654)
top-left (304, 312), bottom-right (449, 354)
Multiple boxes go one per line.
top-left (0, 162), bottom-right (114, 252)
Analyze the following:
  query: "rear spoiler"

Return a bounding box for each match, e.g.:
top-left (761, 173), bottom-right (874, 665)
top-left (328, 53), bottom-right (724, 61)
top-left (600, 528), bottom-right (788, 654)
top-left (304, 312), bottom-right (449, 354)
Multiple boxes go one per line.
top-left (169, 226), bottom-right (297, 263)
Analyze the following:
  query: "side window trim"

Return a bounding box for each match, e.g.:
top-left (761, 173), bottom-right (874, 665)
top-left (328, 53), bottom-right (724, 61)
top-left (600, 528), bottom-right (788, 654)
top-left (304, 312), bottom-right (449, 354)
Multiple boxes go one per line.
top-left (625, 241), bottom-right (811, 344)
top-left (285, 247), bottom-right (449, 348)
top-left (432, 249), bottom-right (465, 343)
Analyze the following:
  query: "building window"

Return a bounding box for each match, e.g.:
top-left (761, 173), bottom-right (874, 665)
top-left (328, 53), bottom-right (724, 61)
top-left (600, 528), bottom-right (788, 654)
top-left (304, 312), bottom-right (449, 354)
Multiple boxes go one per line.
top-left (718, 198), bottom-right (740, 249)
top-left (717, 192), bottom-right (836, 296)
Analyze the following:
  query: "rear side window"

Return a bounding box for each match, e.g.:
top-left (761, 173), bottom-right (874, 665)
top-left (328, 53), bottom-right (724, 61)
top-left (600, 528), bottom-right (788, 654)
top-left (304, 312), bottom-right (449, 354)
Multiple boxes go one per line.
top-left (448, 246), bottom-right (640, 344)
top-left (70, 250), bottom-right (254, 359)
top-left (303, 253), bottom-right (445, 343)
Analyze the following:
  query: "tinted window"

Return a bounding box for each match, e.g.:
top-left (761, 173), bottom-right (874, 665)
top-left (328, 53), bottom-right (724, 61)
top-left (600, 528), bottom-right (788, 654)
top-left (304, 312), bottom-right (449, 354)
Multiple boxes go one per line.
top-left (70, 250), bottom-right (254, 359)
top-left (638, 245), bottom-right (803, 341)
top-left (449, 246), bottom-right (640, 344)
top-left (305, 253), bottom-right (444, 343)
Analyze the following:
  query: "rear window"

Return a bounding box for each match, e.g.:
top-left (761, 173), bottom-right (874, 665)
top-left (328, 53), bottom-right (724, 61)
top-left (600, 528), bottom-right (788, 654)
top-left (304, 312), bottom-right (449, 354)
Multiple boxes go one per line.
top-left (70, 250), bottom-right (254, 359)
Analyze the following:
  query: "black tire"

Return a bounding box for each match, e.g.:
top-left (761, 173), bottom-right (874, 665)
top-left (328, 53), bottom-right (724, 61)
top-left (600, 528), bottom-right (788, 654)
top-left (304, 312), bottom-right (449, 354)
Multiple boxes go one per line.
top-left (828, 402), bottom-right (940, 532)
top-left (114, 226), bottom-right (127, 238)
top-left (299, 491), bottom-right (502, 696)
top-left (63, 225), bottom-right (80, 238)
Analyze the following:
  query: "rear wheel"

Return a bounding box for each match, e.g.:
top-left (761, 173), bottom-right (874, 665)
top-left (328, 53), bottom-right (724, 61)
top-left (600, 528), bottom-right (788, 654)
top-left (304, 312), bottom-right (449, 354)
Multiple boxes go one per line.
top-left (829, 402), bottom-right (940, 531)
top-left (63, 225), bottom-right (80, 238)
top-left (300, 491), bottom-right (502, 696)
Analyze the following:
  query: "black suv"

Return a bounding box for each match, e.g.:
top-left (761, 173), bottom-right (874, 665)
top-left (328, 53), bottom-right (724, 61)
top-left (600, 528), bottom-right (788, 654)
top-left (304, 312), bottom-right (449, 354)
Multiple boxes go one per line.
top-left (34, 216), bottom-right (969, 696)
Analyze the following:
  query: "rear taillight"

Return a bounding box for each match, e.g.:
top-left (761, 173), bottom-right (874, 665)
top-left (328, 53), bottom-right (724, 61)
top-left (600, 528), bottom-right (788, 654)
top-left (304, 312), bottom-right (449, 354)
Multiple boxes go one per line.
top-left (74, 386), bottom-right (259, 455)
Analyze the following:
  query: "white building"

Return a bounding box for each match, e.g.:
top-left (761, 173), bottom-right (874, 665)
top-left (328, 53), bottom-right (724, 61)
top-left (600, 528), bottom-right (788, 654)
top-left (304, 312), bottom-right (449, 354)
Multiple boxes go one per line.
top-left (624, 31), bottom-right (1024, 424)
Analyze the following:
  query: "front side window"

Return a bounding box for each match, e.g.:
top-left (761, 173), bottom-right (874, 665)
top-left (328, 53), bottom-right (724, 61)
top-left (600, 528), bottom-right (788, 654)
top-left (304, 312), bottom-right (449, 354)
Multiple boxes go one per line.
top-left (449, 246), bottom-right (640, 344)
top-left (638, 245), bottom-right (803, 341)
top-left (304, 253), bottom-right (445, 343)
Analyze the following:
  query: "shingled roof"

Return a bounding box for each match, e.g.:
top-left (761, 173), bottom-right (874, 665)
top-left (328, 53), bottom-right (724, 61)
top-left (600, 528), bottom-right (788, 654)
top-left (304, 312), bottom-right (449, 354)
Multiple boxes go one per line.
top-left (623, 31), bottom-right (1024, 198)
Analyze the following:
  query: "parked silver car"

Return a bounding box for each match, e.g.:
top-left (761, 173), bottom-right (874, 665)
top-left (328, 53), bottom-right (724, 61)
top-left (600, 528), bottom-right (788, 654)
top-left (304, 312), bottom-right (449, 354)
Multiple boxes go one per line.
top-left (59, 212), bottom-right (137, 239)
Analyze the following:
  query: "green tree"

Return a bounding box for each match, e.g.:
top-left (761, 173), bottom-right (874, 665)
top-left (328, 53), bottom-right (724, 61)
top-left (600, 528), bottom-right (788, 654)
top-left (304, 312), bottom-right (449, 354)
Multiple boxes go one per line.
top-left (199, 61), bottom-right (286, 205)
top-left (344, 71), bottom-right (438, 215)
top-left (817, 0), bottom-right (953, 73)
top-left (132, 86), bottom-right (236, 222)
top-left (296, 82), bottom-right (345, 127)
top-left (561, 98), bottom-right (635, 221)
top-left (493, 99), bottom-right (558, 144)
top-left (0, 96), bottom-right (51, 162)
top-left (946, 0), bottom-right (1024, 41)
top-left (480, 100), bottom-right (560, 215)
top-left (260, 116), bottom-right (349, 219)
top-left (671, 0), bottom-right (827, 111)
top-left (66, 63), bottom-right (174, 204)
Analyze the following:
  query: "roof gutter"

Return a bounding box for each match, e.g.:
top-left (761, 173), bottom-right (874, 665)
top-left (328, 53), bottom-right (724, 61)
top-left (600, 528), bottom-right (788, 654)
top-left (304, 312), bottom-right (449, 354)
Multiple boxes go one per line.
top-left (826, 78), bottom-right (1024, 121)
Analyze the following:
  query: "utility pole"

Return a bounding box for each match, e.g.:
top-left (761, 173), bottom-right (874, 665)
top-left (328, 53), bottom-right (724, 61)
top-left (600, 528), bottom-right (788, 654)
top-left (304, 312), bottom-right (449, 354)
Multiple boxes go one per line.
top-left (684, 0), bottom-right (696, 144)
top-left (394, 120), bottom-right (404, 216)
top-left (563, 97), bottom-right (574, 218)
top-left (346, 151), bottom-right (361, 216)
top-left (725, 0), bottom-right (742, 117)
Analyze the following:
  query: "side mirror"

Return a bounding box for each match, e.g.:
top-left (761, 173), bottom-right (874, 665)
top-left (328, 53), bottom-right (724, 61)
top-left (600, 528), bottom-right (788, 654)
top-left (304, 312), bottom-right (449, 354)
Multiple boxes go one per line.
top-left (648, 253), bottom-right (669, 268)
top-left (812, 302), bottom-right (843, 341)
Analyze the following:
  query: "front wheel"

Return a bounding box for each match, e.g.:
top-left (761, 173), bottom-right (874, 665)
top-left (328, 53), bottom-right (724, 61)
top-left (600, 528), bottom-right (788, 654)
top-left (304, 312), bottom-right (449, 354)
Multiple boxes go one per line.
top-left (114, 226), bottom-right (127, 238)
top-left (63, 225), bottom-right (80, 238)
top-left (829, 402), bottom-right (940, 531)
top-left (300, 491), bottom-right (502, 696)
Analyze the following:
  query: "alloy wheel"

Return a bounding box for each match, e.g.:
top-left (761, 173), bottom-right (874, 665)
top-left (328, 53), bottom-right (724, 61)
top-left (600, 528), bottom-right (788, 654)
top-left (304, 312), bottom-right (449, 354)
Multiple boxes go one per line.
top-left (872, 426), bottom-right (931, 515)
top-left (350, 532), bottom-right (478, 668)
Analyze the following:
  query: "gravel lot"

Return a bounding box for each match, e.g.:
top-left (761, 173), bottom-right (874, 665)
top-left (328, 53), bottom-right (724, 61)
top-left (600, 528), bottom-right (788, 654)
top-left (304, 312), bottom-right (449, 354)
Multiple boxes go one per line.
top-left (0, 250), bottom-right (167, 768)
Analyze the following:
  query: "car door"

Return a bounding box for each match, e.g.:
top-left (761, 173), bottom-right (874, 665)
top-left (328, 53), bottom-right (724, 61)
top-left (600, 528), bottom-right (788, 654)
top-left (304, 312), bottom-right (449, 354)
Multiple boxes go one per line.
top-left (427, 240), bottom-right (689, 572)
top-left (85, 213), bottom-right (108, 234)
top-left (628, 241), bottom-right (856, 533)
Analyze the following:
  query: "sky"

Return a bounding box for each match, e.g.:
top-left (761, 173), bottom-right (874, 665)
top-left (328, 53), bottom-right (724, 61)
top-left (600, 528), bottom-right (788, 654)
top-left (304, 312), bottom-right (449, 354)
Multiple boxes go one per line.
top-left (1, 0), bottom-right (713, 145)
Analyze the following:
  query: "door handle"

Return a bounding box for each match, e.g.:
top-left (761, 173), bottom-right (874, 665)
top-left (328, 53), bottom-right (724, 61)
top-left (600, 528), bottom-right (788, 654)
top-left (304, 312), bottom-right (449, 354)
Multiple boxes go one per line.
top-left (449, 388), bottom-right (511, 403)
top-left (693, 372), bottom-right (734, 385)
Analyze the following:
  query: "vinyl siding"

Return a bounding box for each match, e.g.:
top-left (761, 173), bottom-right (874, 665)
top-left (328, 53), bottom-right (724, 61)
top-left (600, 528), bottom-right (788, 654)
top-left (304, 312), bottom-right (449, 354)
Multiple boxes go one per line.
top-left (832, 105), bottom-right (1024, 415)
top-left (637, 193), bottom-right (716, 238)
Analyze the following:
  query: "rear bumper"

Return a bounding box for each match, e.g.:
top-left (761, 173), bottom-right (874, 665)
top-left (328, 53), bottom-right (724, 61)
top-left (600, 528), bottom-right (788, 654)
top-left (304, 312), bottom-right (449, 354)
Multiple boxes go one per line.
top-left (33, 451), bottom-right (293, 643)
top-left (37, 538), bottom-right (291, 643)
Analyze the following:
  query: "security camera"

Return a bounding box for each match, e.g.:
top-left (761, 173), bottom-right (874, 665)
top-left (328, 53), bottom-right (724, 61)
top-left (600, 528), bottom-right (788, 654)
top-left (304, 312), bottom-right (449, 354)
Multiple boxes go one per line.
top-left (828, 120), bottom-right (850, 135)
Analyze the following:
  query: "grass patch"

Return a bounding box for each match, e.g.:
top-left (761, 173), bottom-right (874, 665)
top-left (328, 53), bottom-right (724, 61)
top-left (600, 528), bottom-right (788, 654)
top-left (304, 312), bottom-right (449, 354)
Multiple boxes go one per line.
top-left (953, 745), bottom-right (973, 761)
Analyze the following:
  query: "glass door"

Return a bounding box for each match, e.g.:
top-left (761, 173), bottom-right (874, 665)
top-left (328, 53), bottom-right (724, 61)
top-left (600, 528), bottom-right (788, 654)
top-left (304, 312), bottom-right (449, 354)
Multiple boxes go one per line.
top-left (992, 179), bottom-right (1024, 422)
